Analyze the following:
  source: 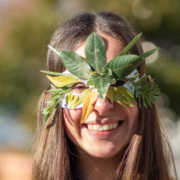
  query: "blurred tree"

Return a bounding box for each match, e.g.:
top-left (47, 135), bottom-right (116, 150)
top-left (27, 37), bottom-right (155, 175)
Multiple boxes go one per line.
top-left (0, 1), bottom-right (62, 128)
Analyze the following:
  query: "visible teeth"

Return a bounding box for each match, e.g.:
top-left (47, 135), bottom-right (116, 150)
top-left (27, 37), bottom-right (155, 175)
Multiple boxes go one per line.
top-left (113, 122), bottom-right (118, 129)
top-left (103, 124), bottom-right (109, 131)
top-left (87, 122), bottom-right (119, 132)
top-left (88, 124), bottom-right (93, 131)
top-left (97, 125), bottom-right (103, 131)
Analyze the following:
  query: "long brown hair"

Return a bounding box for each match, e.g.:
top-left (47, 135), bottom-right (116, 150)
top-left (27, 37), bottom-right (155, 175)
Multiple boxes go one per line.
top-left (32, 11), bottom-right (177, 180)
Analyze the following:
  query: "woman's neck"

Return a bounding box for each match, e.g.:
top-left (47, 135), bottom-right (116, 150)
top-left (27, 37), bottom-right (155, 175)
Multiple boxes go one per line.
top-left (71, 147), bottom-right (122, 180)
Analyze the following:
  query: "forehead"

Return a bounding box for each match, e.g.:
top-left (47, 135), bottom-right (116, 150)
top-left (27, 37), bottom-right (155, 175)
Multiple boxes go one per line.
top-left (75, 32), bottom-right (124, 63)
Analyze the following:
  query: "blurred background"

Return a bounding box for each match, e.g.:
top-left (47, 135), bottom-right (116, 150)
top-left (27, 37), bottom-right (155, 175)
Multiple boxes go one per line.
top-left (0, 0), bottom-right (180, 179)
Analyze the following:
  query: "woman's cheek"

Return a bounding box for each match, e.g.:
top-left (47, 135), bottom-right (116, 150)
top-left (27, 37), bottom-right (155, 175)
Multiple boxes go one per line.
top-left (63, 108), bottom-right (82, 124)
top-left (63, 108), bottom-right (82, 144)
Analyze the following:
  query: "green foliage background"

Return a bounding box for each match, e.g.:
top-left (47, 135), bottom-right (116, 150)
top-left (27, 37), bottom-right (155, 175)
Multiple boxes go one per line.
top-left (1, 0), bottom-right (180, 130)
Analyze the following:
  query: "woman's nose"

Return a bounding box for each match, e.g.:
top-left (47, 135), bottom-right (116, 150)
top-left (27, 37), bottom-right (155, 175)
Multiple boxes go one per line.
top-left (93, 97), bottom-right (114, 115)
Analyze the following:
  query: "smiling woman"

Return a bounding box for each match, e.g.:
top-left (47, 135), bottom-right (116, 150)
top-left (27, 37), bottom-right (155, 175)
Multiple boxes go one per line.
top-left (32, 11), bottom-right (177, 180)
top-left (62, 33), bottom-right (140, 159)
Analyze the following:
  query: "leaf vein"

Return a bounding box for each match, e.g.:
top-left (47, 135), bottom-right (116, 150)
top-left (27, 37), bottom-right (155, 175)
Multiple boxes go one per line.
top-left (94, 37), bottom-right (99, 73)
top-left (113, 64), bottom-right (132, 72)
top-left (64, 53), bottom-right (88, 76)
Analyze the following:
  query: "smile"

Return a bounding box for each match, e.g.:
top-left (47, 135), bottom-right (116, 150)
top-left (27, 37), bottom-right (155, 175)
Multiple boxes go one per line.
top-left (86, 121), bottom-right (123, 132)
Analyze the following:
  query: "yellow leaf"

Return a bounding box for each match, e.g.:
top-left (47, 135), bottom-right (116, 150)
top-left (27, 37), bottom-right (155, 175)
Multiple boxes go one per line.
top-left (47, 75), bottom-right (79, 87)
top-left (112, 87), bottom-right (128, 109)
top-left (106, 87), bottom-right (113, 103)
top-left (123, 97), bottom-right (134, 107)
top-left (112, 87), bottom-right (124, 105)
top-left (70, 95), bottom-right (79, 108)
top-left (81, 91), bottom-right (94, 124)
top-left (71, 95), bottom-right (75, 101)
top-left (72, 89), bottom-right (91, 109)
top-left (117, 86), bottom-right (136, 104)
top-left (82, 104), bottom-right (93, 124)
top-left (66, 92), bottom-right (72, 105)
top-left (90, 91), bottom-right (98, 104)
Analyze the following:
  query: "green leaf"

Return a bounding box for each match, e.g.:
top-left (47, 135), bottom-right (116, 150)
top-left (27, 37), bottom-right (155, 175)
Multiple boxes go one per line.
top-left (133, 77), bottom-right (160, 108)
top-left (60, 50), bottom-right (92, 80)
top-left (146, 95), bottom-right (152, 107)
top-left (48, 45), bottom-right (61, 56)
top-left (141, 94), bottom-right (147, 108)
top-left (87, 69), bottom-right (115, 100)
top-left (140, 48), bottom-right (159, 59)
top-left (105, 54), bottom-right (143, 80)
top-left (48, 45), bottom-right (92, 80)
top-left (41, 70), bottom-right (65, 76)
top-left (85, 32), bottom-right (106, 73)
top-left (47, 75), bottom-right (79, 87)
top-left (118, 33), bottom-right (142, 56)
top-left (135, 75), bottom-right (147, 86)
top-left (128, 73), bottom-right (139, 81)
top-left (140, 81), bottom-right (153, 91)
top-left (41, 70), bottom-right (77, 78)
top-left (47, 89), bottom-right (65, 93)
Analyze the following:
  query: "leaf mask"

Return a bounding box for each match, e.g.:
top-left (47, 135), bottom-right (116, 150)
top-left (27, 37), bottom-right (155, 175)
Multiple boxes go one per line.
top-left (41, 32), bottom-right (160, 125)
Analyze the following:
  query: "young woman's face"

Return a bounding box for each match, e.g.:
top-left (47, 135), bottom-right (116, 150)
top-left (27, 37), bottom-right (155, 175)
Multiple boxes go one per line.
top-left (63, 32), bottom-right (139, 158)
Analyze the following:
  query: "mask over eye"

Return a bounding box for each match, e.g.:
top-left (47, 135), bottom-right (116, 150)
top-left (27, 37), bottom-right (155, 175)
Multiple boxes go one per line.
top-left (41, 32), bottom-right (160, 125)
top-left (54, 69), bottom-right (139, 110)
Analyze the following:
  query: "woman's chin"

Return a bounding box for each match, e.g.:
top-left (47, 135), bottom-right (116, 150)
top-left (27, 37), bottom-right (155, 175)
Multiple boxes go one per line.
top-left (82, 145), bottom-right (122, 159)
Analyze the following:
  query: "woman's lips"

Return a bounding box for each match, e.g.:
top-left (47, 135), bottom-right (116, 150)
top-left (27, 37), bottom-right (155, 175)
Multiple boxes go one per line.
top-left (82, 121), bottom-right (124, 139)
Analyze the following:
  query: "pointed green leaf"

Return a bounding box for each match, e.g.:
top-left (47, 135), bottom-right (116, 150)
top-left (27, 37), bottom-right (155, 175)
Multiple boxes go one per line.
top-left (140, 48), bottom-right (159, 59)
top-left (140, 81), bottom-right (152, 91)
top-left (48, 45), bottom-right (92, 80)
top-left (47, 89), bottom-right (65, 93)
top-left (87, 69), bottom-right (115, 100)
top-left (48, 45), bottom-right (61, 56)
top-left (60, 50), bottom-right (92, 80)
top-left (141, 94), bottom-right (147, 108)
top-left (135, 75), bottom-right (147, 86)
top-left (41, 70), bottom-right (65, 76)
top-left (118, 33), bottom-right (142, 56)
top-left (41, 70), bottom-right (76, 77)
top-left (128, 73), bottom-right (139, 81)
top-left (85, 32), bottom-right (106, 73)
top-left (146, 95), bottom-right (152, 107)
top-left (105, 55), bottom-right (143, 80)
